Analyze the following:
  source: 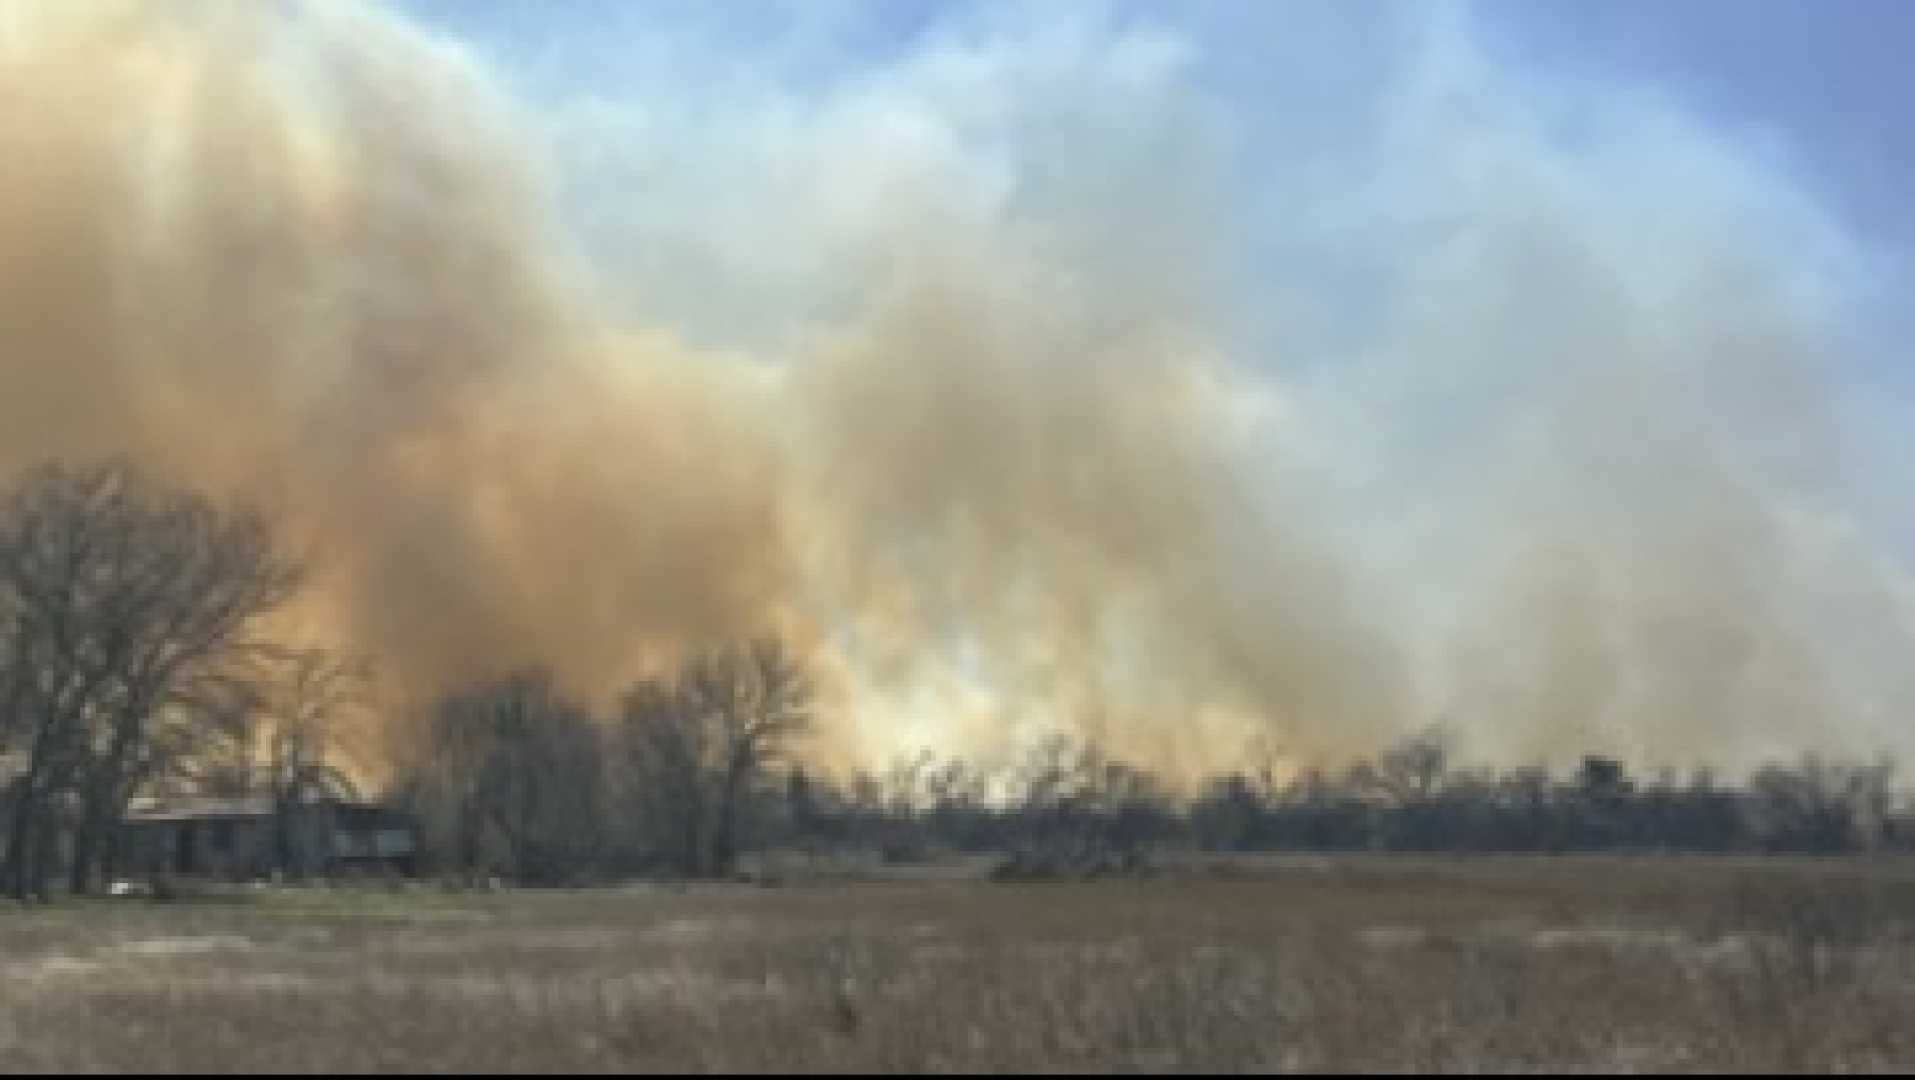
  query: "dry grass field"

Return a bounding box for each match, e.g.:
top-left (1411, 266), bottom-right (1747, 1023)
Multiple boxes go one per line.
top-left (3, 856), bottom-right (1914, 1073)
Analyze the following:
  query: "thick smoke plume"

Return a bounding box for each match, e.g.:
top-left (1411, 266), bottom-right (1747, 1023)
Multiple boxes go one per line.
top-left (0, 1), bottom-right (798, 758)
top-left (1, 1), bottom-right (1910, 778)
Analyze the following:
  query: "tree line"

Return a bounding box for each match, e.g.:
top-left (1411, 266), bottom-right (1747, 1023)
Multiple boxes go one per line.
top-left (390, 707), bottom-right (1915, 886)
top-left (3, 459), bottom-right (1910, 897)
top-left (763, 731), bottom-right (1912, 877)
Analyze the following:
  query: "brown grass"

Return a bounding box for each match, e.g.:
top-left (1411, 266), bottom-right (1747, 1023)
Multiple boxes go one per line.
top-left (2, 856), bottom-right (1913, 1072)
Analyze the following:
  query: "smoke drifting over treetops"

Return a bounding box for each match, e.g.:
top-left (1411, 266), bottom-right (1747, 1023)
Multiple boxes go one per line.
top-left (2, 1), bottom-right (1911, 777)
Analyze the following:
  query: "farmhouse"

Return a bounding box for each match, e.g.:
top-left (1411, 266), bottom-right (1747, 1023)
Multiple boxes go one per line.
top-left (1, 754), bottom-right (418, 883)
top-left (119, 784), bottom-right (418, 880)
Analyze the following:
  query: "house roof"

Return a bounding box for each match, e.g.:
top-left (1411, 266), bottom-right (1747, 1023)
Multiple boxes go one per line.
top-left (124, 796), bottom-right (278, 822)
top-left (123, 793), bottom-right (398, 823)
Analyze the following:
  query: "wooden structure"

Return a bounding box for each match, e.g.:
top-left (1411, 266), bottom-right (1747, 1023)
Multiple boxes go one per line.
top-left (118, 771), bottom-right (417, 880)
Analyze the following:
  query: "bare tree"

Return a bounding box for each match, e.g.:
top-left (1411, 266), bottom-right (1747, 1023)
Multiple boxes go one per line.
top-left (255, 647), bottom-right (373, 877)
top-left (689, 637), bottom-right (813, 874)
top-left (412, 669), bottom-right (604, 885)
top-left (0, 459), bottom-right (303, 897)
top-left (408, 688), bottom-right (490, 882)
top-left (1380, 722), bottom-right (1452, 804)
top-left (615, 636), bottom-right (812, 876)
top-left (614, 673), bottom-right (713, 875)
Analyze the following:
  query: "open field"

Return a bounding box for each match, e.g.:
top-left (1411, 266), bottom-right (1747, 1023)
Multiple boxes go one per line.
top-left (3, 856), bottom-right (1914, 1072)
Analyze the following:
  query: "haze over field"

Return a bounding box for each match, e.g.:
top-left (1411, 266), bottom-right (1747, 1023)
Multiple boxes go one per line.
top-left (2, 0), bottom-right (1911, 778)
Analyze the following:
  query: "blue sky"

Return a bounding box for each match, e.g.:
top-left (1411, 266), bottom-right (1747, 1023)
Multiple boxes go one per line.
top-left (396, 0), bottom-right (1913, 253)
top-left (1483, 0), bottom-right (1913, 250)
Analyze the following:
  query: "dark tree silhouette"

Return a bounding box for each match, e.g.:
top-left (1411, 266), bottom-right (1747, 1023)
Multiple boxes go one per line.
top-left (0, 459), bottom-right (302, 897)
